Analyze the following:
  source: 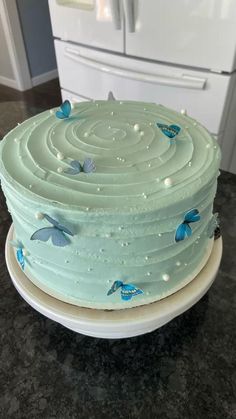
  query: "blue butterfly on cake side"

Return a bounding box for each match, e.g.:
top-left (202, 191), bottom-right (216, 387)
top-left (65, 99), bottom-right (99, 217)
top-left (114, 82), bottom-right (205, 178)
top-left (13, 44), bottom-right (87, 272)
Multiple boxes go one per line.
top-left (175, 209), bottom-right (200, 242)
top-left (56, 100), bottom-right (71, 119)
top-left (65, 158), bottom-right (96, 175)
top-left (10, 240), bottom-right (28, 270)
top-left (107, 280), bottom-right (143, 301)
top-left (31, 214), bottom-right (74, 247)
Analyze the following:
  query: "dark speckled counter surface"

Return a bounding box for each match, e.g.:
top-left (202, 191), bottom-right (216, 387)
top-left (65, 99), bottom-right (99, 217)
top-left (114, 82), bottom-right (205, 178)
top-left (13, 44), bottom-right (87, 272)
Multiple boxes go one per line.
top-left (0, 82), bottom-right (235, 419)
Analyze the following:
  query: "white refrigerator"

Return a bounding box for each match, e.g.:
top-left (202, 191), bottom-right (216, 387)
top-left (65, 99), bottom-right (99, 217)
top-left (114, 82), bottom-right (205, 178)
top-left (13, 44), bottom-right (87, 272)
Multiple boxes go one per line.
top-left (49, 0), bottom-right (236, 174)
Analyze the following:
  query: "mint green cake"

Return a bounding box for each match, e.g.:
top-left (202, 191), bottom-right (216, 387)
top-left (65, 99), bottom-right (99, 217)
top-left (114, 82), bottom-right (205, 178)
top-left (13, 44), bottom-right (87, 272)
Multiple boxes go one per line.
top-left (0, 100), bottom-right (221, 309)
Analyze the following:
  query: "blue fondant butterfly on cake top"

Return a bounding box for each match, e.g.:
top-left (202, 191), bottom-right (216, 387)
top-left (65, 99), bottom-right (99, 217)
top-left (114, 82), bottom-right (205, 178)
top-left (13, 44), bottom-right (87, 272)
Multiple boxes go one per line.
top-left (31, 214), bottom-right (74, 247)
top-left (107, 280), bottom-right (143, 301)
top-left (157, 123), bottom-right (181, 139)
top-left (175, 209), bottom-right (200, 242)
top-left (65, 158), bottom-right (96, 175)
top-left (56, 100), bottom-right (71, 119)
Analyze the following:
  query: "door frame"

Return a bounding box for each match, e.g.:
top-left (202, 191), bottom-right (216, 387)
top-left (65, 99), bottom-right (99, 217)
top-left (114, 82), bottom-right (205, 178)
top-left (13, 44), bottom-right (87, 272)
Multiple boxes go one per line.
top-left (0, 0), bottom-right (32, 91)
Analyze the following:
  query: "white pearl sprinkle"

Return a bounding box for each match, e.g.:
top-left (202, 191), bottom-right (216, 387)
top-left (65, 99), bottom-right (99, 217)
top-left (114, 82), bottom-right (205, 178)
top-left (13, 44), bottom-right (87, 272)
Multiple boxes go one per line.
top-left (118, 226), bottom-right (124, 231)
top-left (158, 233), bottom-right (162, 237)
top-left (29, 184), bottom-right (33, 189)
top-left (146, 145), bottom-right (150, 150)
top-left (14, 138), bottom-right (19, 143)
top-left (100, 248), bottom-right (104, 253)
top-left (134, 123), bottom-right (140, 132)
top-left (88, 267), bottom-right (93, 272)
top-left (107, 279), bottom-right (111, 284)
top-left (35, 212), bottom-right (44, 220)
top-left (181, 109), bottom-right (187, 115)
top-left (145, 256), bottom-right (149, 261)
top-left (193, 122), bottom-right (197, 126)
top-left (57, 152), bottom-right (64, 160)
top-left (22, 249), bottom-right (28, 257)
top-left (86, 207), bottom-right (90, 211)
top-left (97, 187), bottom-right (101, 192)
top-left (57, 167), bottom-right (63, 173)
top-left (148, 163), bottom-right (151, 168)
top-left (105, 233), bottom-right (111, 238)
top-left (111, 111), bottom-right (114, 116)
top-left (50, 109), bottom-right (54, 114)
top-left (164, 177), bottom-right (173, 187)
top-left (140, 131), bottom-right (144, 137)
top-left (121, 158), bottom-right (125, 162)
top-left (65, 260), bottom-right (69, 264)
top-left (184, 263), bottom-right (188, 266)
top-left (188, 162), bottom-right (192, 167)
top-left (119, 101), bottom-right (123, 105)
top-left (146, 272), bottom-right (152, 276)
top-left (206, 144), bottom-right (211, 148)
top-left (162, 273), bottom-right (170, 282)
top-left (142, 193), bottom-right (147, 199)
top-left (176, 261), bottom-right (181, 267)
top-left (149, 122), bottom-right (152, 126)
top-left (84, 132), bottom-right (89, 138)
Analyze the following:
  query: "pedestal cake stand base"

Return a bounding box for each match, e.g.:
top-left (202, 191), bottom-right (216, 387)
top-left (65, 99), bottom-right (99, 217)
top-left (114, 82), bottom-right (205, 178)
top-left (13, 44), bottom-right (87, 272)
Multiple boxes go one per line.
top-left (5, 225), bottom-right (222, 339)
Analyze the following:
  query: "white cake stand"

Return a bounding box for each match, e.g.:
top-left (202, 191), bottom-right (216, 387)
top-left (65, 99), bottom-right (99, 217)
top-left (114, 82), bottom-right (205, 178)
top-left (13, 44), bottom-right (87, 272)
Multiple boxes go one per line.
top-left (5, 225), bottom-right (222, 339)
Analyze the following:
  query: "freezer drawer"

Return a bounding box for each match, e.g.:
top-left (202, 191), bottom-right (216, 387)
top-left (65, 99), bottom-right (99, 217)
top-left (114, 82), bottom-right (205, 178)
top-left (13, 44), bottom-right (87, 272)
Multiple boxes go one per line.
top-left (55, 39), bottom-right (232, 135)
top-left (61, 89), bottom-right (90, 102)
top-left (49, 0), bottom-right (124, 53)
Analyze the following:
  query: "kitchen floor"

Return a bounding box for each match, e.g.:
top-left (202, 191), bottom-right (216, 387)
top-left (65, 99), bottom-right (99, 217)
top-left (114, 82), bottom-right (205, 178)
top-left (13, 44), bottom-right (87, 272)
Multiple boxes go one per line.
top-left (0, 80), bottom-right (236, 419)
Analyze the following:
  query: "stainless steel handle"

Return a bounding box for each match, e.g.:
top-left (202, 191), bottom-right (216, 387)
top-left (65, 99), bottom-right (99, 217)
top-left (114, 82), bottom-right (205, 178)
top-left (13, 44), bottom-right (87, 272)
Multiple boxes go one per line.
top-left (123, 0), bottom-right (135, 32)
top-left (110, 0), bottom-right (121, 30)
top-left (64, 47), bottom-right (207, 90)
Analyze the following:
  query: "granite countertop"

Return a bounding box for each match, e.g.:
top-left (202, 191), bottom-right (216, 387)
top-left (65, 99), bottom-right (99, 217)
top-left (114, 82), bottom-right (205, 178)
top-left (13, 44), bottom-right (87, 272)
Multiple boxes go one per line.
top-left (0, 86), bottom-right (235, 419)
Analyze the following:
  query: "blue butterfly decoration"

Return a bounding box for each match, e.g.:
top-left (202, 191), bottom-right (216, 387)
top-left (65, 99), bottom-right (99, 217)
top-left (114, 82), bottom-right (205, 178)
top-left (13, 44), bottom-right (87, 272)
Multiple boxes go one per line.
top-left (31, 214), bottom-right (74, 247)
top-left (56, 100), bottom-right (71, 119)
top-left (157, 123), bottom-right (181, 139)
top-left (17, 248), bottom-right (25, 270)
top-left (175, 209), bottom-right (200, 242)
top-left (107, 280), bottom-right (143, 301)
top-left (10, 240), bottom-right (27, 270)
top-left (65, 158), bottom-right (95, 175)
top-left (107, 91), bottom-right (116, 101)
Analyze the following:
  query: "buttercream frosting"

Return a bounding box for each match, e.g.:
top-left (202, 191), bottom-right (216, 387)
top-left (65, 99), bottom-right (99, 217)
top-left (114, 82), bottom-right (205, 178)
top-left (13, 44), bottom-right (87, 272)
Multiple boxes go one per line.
top-left (0, 100), bottom-right (221, 309)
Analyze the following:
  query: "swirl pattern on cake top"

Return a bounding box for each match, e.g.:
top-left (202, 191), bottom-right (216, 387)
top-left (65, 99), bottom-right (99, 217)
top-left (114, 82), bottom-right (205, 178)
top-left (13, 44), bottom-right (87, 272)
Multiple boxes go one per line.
top-left (0, 101), bottom-right (221, 309)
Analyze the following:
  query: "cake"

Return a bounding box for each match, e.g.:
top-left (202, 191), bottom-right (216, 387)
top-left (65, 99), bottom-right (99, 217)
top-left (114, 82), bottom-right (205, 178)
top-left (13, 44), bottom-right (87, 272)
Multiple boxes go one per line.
top-left (0, 99), bottom-right (221, 309)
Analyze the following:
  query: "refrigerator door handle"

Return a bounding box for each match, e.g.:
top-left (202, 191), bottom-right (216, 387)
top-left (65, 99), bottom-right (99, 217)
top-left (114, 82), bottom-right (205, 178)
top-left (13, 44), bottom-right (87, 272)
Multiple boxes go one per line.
top-left (110, 0), bottom-right (121, 30)
top-left (64, 47), bottom-right (207, 90)
top-left (123, 0), bottom-right (135, 33)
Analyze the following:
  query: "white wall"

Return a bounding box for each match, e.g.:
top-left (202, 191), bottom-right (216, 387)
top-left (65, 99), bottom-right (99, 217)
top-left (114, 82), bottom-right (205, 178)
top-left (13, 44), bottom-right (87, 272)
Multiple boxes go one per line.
top-left (0, 11), bottom-right (17, 88)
